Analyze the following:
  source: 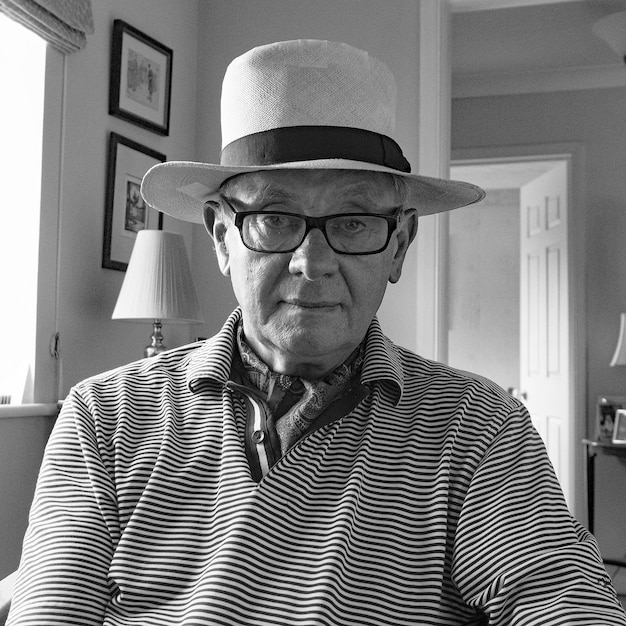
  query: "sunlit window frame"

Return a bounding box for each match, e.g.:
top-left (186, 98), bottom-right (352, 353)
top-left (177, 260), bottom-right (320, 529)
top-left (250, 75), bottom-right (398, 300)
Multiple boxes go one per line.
top-left (34, 45), bottom-right (63, 406)
top-left (0, 16), bottom-right (62, 410)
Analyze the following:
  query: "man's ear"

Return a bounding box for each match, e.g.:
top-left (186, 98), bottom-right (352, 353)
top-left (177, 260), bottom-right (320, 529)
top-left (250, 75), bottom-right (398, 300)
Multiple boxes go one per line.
top-left (203, 201), bottom-right (231, 276)
top-left (389, 208), bottom-right (418, 284)
top-left (203, 201), bottom-right (218, 237)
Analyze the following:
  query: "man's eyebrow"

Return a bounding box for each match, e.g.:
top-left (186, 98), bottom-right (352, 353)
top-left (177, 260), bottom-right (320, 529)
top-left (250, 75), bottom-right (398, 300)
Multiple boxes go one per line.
top-left (258, 186), bottom-right (300, 202)
top-left (336, 183), bottom-right (388, 204)
top-left (228, 185), bottom-right (300, 207)
top-left (225, 180), bottom-right (388, 207)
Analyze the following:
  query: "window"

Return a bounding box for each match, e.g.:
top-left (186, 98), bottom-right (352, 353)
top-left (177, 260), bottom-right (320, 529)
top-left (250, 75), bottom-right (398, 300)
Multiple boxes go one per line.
top-left (0, 14), bottom-right (47, 404)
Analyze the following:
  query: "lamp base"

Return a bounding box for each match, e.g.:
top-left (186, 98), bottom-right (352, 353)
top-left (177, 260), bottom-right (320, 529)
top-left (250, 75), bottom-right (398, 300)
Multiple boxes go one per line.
top-left (144, 320), bottom-right (167, 358)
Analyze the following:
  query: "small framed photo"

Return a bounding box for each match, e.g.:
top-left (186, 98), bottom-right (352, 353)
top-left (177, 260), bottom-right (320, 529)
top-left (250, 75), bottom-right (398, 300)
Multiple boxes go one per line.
top-left (102, 132), bottom-right (165, 271)
top-left (613, 409), bottom-right (626, 444)
top-left (596, 396), bottom-right (626, 442)
top-left (109, 19), bottom-right (173, 135)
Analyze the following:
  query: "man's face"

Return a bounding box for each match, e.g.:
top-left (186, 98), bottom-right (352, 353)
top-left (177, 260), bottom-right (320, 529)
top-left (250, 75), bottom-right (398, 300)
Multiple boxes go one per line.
top-left (208, 169), bottom-right (417, 379)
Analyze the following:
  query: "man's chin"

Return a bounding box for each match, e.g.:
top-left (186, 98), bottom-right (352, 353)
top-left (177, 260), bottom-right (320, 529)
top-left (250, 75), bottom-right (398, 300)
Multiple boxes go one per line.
top-left (269, 330), bottom-right (352, 377)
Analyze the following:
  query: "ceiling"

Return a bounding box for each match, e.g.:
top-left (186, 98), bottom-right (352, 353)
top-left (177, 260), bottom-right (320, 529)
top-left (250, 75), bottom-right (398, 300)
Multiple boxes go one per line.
top-left (450, 0), bottom-right (591, 11)
top-left (450, 0), bottom-right (626, 98)
top-left (450, 160), bottom-right (561, 190)
top-left (448, 0), bottom-right (626, 189)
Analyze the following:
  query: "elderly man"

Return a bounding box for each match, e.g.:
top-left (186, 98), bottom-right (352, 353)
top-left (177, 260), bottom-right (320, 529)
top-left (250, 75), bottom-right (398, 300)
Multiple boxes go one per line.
top-left (8, 40), bottom-right (626, 626)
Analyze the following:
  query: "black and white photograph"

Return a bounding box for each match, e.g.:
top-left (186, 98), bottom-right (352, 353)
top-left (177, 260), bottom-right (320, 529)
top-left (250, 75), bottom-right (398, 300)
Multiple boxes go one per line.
top-left (2, 2), bottom-right (626, 624)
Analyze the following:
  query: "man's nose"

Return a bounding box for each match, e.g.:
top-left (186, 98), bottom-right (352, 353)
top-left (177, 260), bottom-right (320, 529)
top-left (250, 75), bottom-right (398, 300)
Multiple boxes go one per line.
top-left (288, 227), bottom-right (339, 280)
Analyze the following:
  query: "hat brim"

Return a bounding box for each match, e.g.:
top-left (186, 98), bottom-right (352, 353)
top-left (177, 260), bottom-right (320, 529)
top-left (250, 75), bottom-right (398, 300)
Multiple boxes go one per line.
top-left (141, 159), bottom-right (485, 224)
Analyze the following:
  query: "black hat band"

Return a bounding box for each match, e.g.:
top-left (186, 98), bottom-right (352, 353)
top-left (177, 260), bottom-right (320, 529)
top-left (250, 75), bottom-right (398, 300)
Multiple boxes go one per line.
top-left (220, 125), bottom-right (411, 173)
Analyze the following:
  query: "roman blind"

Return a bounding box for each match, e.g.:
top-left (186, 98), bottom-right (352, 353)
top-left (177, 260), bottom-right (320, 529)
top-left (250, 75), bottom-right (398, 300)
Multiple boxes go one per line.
top-left (0, 0), bottom-right (93, 53)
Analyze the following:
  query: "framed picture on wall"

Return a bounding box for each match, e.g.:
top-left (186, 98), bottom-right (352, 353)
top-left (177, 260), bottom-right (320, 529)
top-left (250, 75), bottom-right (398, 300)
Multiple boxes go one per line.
top-left (109, 19), bottom-right (173, 135)
top-left (102, 132), bottom-right (165, 271)
top-left (596, 396), bottom-right (626, 442)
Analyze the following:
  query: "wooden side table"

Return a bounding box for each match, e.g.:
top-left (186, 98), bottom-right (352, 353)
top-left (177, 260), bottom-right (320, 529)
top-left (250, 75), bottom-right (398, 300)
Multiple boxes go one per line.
top-left (582, 438), bottom-right (626, 568)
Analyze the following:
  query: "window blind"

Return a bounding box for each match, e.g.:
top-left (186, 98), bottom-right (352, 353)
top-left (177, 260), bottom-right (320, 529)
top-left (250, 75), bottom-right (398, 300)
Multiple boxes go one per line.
top-left (0, 0), bottom-right (93, 53)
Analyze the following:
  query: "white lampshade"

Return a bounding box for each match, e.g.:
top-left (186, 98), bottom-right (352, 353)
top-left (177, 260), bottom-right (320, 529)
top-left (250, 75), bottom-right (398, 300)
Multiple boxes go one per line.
top-left (112, 230), bottom-right (203, 323)
top-left (593, 11), bottom-right (626, 58)
top-left (610, 312), bottom-right (626, 367)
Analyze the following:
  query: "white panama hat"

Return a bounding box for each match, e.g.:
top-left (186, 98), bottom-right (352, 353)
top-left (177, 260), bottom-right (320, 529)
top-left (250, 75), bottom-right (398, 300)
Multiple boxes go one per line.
top-left (141, 39), bottom-right (485, 224)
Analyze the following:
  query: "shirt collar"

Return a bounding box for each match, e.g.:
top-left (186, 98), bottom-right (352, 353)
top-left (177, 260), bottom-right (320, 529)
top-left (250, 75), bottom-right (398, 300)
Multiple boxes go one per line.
top-left (360, 316), bottom-right (404, 405)
top-left (184, 308), bottom-right (242, 391)
top-left (185, 308), bottom-right (404, 404)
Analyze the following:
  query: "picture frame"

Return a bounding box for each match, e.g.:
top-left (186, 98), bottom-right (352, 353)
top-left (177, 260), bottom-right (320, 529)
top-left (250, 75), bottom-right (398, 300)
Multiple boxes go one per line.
top-left (102, 132), bottom-right (165, 271)
top-left (596, 396), bottom-right (626, 442)
top-left (109, 19), bottom-right (173, 135)
top-left (613, 409), bottom-right (626, 444)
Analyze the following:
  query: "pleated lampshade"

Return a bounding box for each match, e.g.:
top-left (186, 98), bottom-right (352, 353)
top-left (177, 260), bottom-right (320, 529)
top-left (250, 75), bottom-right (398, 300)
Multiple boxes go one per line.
top-left (112, 230), bottom-right (203, 356)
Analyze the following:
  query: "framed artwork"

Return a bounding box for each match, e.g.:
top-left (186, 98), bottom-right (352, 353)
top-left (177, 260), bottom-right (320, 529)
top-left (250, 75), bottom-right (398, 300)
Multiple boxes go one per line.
top-left (596, 396), bottom-right (626, 442)
top-left (613, 409), bottom-right (626, 444)
top-left (102, 132), bottom-right (165, 271)
top-left (109, 19), bottom-right (173, 135)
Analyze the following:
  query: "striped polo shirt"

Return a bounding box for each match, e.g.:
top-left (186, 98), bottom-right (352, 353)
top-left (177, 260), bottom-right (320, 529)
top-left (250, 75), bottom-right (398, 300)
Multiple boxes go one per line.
top-left (8, 309), bottom-right (626, 625)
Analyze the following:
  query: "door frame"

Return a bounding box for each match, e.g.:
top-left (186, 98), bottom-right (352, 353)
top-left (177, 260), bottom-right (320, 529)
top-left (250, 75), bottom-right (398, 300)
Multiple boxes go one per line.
top-left (450, 142), bottom-right (586, 519)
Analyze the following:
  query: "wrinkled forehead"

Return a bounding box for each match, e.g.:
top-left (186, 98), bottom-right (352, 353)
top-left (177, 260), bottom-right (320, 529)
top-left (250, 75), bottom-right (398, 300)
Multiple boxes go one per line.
top-left (219, 169), bottom-right (402, 205)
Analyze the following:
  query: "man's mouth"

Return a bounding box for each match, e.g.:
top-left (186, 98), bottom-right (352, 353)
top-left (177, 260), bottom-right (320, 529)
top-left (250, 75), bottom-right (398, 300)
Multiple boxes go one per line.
top-left (284, 299), bottom-right (339, 309)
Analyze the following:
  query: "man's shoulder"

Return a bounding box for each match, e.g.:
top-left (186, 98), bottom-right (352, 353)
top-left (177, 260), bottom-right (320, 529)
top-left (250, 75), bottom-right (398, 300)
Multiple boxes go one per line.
top-left (73, 341), bottom-right (205, 394)
top-left (75, 310), bottom-right (242, 395)
top-left (393, 344), bottom-right (518, 411)
top-left (364, 321), bottom-right (516, 413)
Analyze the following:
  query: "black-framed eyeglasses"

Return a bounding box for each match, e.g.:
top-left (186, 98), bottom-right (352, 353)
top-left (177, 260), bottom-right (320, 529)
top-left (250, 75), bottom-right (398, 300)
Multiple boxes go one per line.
top-left (221, 198), bottom-right (403, 255)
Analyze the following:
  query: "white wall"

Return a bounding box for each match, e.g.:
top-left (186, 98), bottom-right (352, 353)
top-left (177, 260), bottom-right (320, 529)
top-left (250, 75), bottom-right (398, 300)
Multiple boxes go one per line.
top-left (42, 0), bottom-right (201, 400)
top-left (447, 188), bottom-right (520, 389)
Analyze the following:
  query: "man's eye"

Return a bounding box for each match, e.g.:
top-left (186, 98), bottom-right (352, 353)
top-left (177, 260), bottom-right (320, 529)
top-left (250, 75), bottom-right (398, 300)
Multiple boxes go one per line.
top-left (343, 219), bottom-right (367, 232)
top-left (333, 217), bottom-right (369, 234)
top-left (258, 214), bottom-right (292, 229)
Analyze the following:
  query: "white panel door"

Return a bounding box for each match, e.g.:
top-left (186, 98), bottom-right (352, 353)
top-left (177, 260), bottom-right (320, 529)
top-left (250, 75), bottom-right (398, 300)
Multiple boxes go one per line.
top-left (520, 161), bottom-right (571, 508)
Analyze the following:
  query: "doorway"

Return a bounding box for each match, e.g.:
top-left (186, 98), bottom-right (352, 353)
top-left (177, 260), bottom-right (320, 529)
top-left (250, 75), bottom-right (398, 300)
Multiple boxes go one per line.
top-left (449, 151), bottom-right (583, 516)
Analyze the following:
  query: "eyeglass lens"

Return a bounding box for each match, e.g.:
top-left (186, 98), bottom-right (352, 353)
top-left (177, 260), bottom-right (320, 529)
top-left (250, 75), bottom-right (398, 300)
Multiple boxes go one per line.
top-left (241, 213), bottom-right (391, 254)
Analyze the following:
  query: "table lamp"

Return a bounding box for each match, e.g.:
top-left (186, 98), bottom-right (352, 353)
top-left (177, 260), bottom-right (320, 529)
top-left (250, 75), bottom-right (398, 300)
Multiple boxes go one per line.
top-left (112, 230), bottom-right (204, 357)
top-left (610, 312), bottom-right (626, 367)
